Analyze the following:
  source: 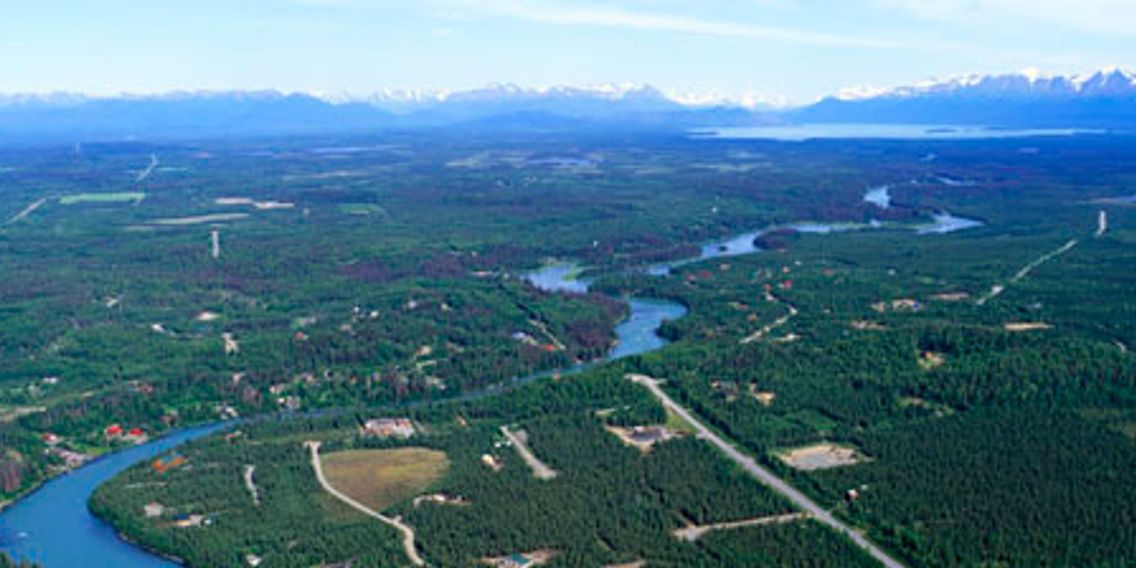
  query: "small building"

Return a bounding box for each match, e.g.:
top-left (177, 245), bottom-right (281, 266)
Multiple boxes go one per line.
top-left (105, 424), bottom-right (124, 438)
top-left (153, 453), bottom-right (187, 474)
top-left (143, 502), bottom-right (165, 518)
top-left (481, 454), bottom-right (504, 472)
top-left (42, 433), bottom-right (61, 446)
top-left (363, 418), bottom-right (415, 438)
top-left (172, 513), bottom-right (207, 528)
top-left (50, 447), bottom-right (90, 468)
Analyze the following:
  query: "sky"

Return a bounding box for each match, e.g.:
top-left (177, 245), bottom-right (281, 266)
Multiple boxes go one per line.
top-left (1, 0), bottom-right (1134, 104)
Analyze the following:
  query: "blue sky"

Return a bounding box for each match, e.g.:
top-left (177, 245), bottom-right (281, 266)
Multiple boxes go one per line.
top-left (1, 0), bottom-right (1133, 103)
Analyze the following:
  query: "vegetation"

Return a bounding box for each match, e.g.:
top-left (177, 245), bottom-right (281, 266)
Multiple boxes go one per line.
top-left (5, 131), bottom-right (1136, 565)
top-left (322, 447), bottom-right (449, 511)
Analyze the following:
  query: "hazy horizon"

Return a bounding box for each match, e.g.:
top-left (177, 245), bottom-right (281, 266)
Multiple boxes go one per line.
top-left (4, 0), bottom-right (1135, 105)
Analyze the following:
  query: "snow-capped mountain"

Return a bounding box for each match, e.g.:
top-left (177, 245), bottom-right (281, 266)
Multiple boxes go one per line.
top-left (835, 68), bottom-right (1136, 101)
top-left (799, 68), bottom-right (1136, 127)
top-left (2, 68), bottom-right (1135, 143)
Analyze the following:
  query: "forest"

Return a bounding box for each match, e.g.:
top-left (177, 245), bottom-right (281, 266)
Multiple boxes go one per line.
top-left (3, 131), bottom-right (1136, 565)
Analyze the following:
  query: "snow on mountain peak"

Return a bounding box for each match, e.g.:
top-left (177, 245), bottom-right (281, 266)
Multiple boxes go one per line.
top-left (836, 67), bottom-right (1136, 102)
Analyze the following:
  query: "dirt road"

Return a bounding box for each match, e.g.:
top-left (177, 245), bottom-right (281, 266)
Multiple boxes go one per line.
top-left (243, 464), bottom-right (260, 506)
top-left (741, 293), bottom-right (799, 344)
top-left (305, 441), bottom-right (425, 566)
top-left (978, 237), bottom-right (1080, 306)
top-left (136, 153), bottom-right (159, 182)
top-left (627, 374), bottom-right (905, 568)
top-left (500, 426), bottom-right (558, 480)
top-left (5, 197), bottom-right (47, 225)
top-left (674, 512), bottom-right (811, 541)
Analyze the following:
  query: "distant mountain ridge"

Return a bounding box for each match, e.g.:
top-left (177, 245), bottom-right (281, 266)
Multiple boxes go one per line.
top-left (798, 68), bottom-right (1136, 127)
top-left (1, 69), bottom-right (1134, 142)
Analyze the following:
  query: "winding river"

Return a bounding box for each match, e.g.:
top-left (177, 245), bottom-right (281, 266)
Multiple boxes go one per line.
top-left (0, 266), bottom-right (687, 567)
top-left (0, 206), bottom-right (981, 566)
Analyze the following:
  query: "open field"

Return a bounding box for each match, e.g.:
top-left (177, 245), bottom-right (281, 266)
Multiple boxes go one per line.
top-left (149, 213), bottom-right (249, 225)
top-left (59, 192), bottom-right (145, 205)
top-left (778, 443), bottom-right (864, 471)
top-left (321, 447), bottom-right (449, 512)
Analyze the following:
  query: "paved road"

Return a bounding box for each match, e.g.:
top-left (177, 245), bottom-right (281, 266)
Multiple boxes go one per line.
top-left (305, 441), bottom-right (426, 566)
top-left (628, 374), bottom-right (905, 568)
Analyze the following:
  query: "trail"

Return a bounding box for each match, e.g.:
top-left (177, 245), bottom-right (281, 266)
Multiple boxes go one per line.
top-left (305, 441), bottom-right (426, 566)
top-left (628, 374), bottom-right (905, 568)
top-left (5, 197), bottom-right (48, 225)
top-left (500, 426), bottom-right (558, 480)
top-left (673, 512), bottom-right (811, 541)
top-left (741, 293), bottom-right (799, 344)
top-left (135, 153), bottom-right (159, 183)
top-left (528, 319), bottom-right (566, 351)
top-left (243, 464), bottom-right (260, 506)
top-left (977, 238), bottom-right (1080, 306)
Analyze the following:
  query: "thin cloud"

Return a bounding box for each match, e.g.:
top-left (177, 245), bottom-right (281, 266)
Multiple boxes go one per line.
top-left (875, 0), bottom-right (1136, 36)
top-left (294, 0), bottom-right (957, 50)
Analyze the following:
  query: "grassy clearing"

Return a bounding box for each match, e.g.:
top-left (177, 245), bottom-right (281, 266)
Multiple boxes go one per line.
top-left (149, 213), bottom-right (249, 225)
top-left (664, 407), bottom-right (695, 435)
top-left (59, 192), bottom-right (145, 205)
top-left (321, 448), bottom-right (448, 512)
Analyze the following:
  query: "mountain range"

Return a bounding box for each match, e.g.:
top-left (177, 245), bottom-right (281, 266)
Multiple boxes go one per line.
top-left (1, 69), bottom-right (1134, 142)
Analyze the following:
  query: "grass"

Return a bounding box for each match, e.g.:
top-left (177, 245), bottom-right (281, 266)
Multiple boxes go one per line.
top-left (664, 407), bottom-right (695, 435)
top-left (321, 447), bottom-right (449, 512)
top-left (59, 192), bottom-right (145, 205)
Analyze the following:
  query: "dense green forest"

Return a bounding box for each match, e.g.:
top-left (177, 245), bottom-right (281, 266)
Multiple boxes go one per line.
top-left (4, 132), bottom-right (1136, 565)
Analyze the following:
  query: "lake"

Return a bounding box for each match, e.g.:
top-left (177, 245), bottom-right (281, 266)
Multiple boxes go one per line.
top-left (692, 124), bottom-right (1100, 141)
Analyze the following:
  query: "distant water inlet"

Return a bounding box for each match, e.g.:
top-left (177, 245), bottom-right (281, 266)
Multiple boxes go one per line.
top-left (691, 124), bottom-right (1101, 141)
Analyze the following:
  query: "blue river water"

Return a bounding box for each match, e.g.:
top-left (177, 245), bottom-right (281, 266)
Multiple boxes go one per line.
top-left (0, 422), bottom-right (231, 567)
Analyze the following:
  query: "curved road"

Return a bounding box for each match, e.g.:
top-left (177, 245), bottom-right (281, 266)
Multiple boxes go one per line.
top-left (305, 441), bottom-right (426, 566)
top-left (627, 374), bottom-right (905, 568)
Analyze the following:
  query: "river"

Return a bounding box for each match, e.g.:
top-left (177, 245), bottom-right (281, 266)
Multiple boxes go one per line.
top-left (0, 210), bottom-right (981, 566)
top-left (0, 265), bottom-right (688, 567)
top-left (0, 422), bottom-right (231, 567)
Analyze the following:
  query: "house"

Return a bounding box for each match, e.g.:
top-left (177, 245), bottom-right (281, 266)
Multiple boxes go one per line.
top-left (42, 433), bottom-right (61, 446)
top-left (49, 447), bottom-right (90, 468)
top-left (123, 428), bottom-right (148, 444)
top-left (105, 424), bottom-right (124, 438)
top-left (153, 453), bottom-right (187, 474)
top-left (363, 418), bottom-right (415, 438)
top-left (172, 513), bottom-right (207, 528)
top-left (143, 502), bottom-right (165, 518)
top-left (481, 454), bottom-right (504, 472)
